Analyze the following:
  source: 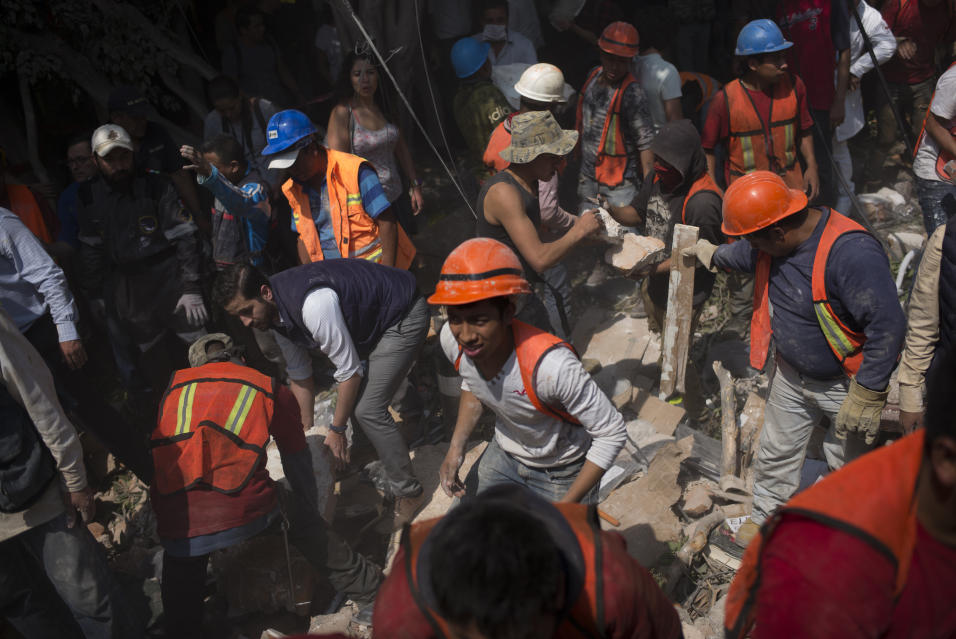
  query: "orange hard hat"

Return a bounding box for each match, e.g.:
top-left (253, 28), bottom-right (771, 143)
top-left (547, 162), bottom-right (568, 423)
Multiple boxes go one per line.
top-left (721, 171), bottom-right (809, 236)
top-left (428, 238), bottom-right (531, 306)
top-left (598, 22), bottom-right (640, 58)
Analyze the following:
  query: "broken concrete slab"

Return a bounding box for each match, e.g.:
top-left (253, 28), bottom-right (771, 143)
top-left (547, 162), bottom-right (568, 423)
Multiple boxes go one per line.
top-left (605, 234), bottom-right (666, 274)
top-left (626, 388), bottom-right (686, 436)
top-left (682, 481), bottom-right (714, 517)
top-left (410, 440), bottom-right (488, 523)
top-left (599, 437), bottom-right (693, 567)
top-left (571, 309), bottom-right (653, 400)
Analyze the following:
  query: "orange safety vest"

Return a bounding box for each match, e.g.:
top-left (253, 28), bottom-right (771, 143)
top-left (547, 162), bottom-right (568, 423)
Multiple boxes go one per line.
top-left (5, 183), bottom-right (53, 244)
top-left (483, 119), bottom-right (512, 173)
top-left (679, 71), bottom-right (721, 112)
top-left (681, 173), bottom-right (723, 225)
top-left (749, 209), bottom-right (867, 374)
top-left (283, 148), bottom-right (416, 269)
top-left (151, 362), bottom-right (276, 496)
top-left (454, 319), bottom-right (580, 423)
top-left (724, 76), bottom-right (803, 188)
top-left (576, 67), bottom-right (637, 187)
top-left (403, 501), bottom-right (606, 638)
top-left (725, 430), bottom-right (924, 638)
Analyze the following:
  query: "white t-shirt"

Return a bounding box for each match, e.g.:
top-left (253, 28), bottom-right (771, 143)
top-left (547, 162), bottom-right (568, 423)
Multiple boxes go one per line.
top-left (475, 30), bottom-right (538, 67)
top-left (274, 288), bottom-right (362, 383)
top-left (440, 323), bottom-right (626, 470)
top-left (914, 65), bottom-right (956, 181)
top-left (632, 52), bottom-right (682, 131)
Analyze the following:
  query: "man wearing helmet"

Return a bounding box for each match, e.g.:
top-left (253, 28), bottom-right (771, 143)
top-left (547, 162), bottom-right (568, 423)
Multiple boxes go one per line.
top-left (684, 171), bottom-right (905, 550)
top-left (431, 238), bottom-right (627, 504)
top-left (260, 109), bottom-right (416, 270)
top-left (150, 333), bottom-right (383, 635)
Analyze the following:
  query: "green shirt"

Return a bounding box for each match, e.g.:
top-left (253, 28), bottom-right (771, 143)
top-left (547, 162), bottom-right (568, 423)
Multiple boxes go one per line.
top-left (453, 79), bottom-right (513, 160)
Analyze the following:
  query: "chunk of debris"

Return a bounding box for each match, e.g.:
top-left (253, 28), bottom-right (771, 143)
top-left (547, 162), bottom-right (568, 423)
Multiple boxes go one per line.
top-left (605, 234), bottom-right (666, 274)
top-left (265, 426), bottom-right (335, 522)
top-left (594, 206), bottom-right (627, 237)
top-left (682, 481), bottom-right (714, 517)
top-left (409, 441), bottom-right (488, 523)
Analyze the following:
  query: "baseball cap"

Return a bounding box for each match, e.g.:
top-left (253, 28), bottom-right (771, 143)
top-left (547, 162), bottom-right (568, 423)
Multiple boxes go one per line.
top-left (107, 85), bottom-right (151, 116)
top-left (91, 124), bottom-right (134, 157)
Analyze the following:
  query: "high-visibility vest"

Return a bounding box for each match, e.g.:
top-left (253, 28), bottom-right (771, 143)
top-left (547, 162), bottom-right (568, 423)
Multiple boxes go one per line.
top-left (681, 172), bottom-right (723, 225)
top-left (283, 148), bottom-right (416, 269)
top-left (5, 184), bottom-right (53, 244)
top-left (725, 430), bottom-right (924, 638)
top-left (749, 209), bottom-right (867, 374)
top-left (679, 71), bottom-right (721, 113)
top-left (576, 67), bottom-right (637, 187)
top-left (483, 118), bottom-right (512, 173)
top-left (724, 76), bottom-right (803, 188)
top-left (150, 362), bottom-right (275, 496)
top-left (403, 500), bottom-right (606, 638)
top-left (454, 319), bottom-right (580, 423)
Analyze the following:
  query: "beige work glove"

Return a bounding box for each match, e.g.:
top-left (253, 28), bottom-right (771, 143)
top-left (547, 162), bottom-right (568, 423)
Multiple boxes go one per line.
top-left (834, 379), bottom-right (888, 445)
top-left (681, 239), bottom-right (719, 271)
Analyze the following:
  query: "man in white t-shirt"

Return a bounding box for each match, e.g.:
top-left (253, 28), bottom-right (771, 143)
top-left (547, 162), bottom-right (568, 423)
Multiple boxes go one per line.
top-left (631, 13), bottom-right (683, 131)
top-left (431, 238), bottom-right (627, 504)
top-left (913, 64), bottom-right (956, 233)
top-left (474, 0), bottom-right (538, 67)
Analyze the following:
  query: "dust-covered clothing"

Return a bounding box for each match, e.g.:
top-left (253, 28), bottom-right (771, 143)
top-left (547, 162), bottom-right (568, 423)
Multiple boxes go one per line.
top-left (453, 78), bottom-right (513, 160)
top-left (578, 70), bottom-right (656, 186)
top-left (440, 323), bottom-right (626, 471)
top-left (629, 120), bottom-right (724, 309)
top-left (914, 65), bottom-right (956, 181)
top-left (632, 53), bottom-right (682, 131)
top-left (712, 209), bottom-right (905, 391)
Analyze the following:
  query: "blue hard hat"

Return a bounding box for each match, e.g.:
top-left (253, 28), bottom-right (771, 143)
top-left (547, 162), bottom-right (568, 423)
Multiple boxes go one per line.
top-left (735, 19), bottom-right (793, 56)
top-left (261, 109), bottom-right (318, 156)
top-left (451, 37), bottom-right (492, 79)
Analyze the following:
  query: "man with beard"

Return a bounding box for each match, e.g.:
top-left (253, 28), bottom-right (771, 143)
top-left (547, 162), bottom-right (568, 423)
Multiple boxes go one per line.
top-left (77, 124), bottom-right (207, 408)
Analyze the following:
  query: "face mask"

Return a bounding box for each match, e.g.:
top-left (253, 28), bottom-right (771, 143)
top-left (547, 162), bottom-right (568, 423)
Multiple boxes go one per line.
top-left (655, 162), bottom-right (682, 193)
top-left (483, 24), bottom-right (508, 41)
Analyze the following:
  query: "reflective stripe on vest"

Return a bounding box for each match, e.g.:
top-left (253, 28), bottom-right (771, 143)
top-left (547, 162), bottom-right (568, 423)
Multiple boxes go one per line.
top-left (151, 362), bottom-right (275, 496)
top-left (681, 173), bottom-right (723, 225)
top-left (749, 210), bottom-right (867, 374)
top-left (404, 501), bottom-right (606, 638)
top-left (453, 319), bottom-right (580, 424)
top-left (6, 184), bottom-right (54, 244)
top-left (724, 77), bottom-right (803, 188)
top-left (724, 430), bottom-right (924, 638)
top-left (576, 67), bottom-right (637, 187)
top-left (283, 148), bottom-right (416, 269)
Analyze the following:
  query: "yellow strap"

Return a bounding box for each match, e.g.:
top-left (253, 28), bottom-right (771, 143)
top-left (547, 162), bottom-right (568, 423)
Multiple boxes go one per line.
top-left (176, 383), bottom-right (197, 436)
top-left (813, 303), bottom-right (856, 357)
top-left (741, 136), bottom-right (755, 172)
top-left (224, 385), bottom-right (258, 435)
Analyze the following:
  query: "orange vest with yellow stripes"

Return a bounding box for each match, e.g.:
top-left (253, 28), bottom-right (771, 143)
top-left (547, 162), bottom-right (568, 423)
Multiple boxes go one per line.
top-left (151, 362), bottom-right (275, 496)
top-left (283, 148), bottom-right (416, 269)
top-left (576, 68), bottom-right (637, 188)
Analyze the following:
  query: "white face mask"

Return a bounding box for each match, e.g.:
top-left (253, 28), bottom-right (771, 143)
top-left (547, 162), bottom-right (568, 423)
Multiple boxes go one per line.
top-left (482, 24), bottom-right (508, 42)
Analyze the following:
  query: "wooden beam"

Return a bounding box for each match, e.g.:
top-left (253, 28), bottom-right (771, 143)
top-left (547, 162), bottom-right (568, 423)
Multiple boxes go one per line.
top-left (713, 360), bottom-right (739, 480)
top-left (659, 224), bottom-right (699, 399)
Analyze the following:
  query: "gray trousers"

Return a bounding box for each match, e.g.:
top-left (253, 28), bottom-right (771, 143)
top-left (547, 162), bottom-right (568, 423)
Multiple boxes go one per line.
top-left (351, 296), bottom-right (430, 498)
top-left (750, 356), bottom-right (873, 525)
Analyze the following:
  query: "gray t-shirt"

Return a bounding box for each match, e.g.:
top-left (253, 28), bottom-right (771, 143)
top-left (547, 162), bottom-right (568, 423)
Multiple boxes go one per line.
top-left (914, 65), bottom-right (956, 182)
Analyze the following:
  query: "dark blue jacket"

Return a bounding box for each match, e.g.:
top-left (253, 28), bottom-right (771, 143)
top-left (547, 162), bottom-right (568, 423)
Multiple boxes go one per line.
top-left (269, 259), bottom-right (417, 355)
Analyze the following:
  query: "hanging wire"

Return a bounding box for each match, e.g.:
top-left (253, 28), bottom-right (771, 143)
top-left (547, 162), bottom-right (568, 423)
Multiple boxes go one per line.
top-left (412, 0), bottom-right (460, 170)
top-left (333, 0), bottom-right (478, 218)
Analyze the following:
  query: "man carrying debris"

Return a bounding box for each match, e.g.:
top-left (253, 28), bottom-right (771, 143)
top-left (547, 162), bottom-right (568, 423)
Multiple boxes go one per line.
top-left (605, 119), bottom-right (725, 424)
top-left (432, 238), bottom-right (627, 504)
top-left (372, 485), bottom-right (682, 638)
top-left (213, 261), bottom-right (429, 527)
top-left (684, 170), bottom-right (905, 548)
top-left (724, 349), bottom-right (956, 638)
top-left (477, 110), bottom-right (602, 338)
top-left (151, 334), bottom-right (383, 636)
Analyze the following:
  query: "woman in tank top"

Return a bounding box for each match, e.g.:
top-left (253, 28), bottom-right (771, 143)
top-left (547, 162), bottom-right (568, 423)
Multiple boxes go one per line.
top-left (326, 51), bottom-right (423, 234)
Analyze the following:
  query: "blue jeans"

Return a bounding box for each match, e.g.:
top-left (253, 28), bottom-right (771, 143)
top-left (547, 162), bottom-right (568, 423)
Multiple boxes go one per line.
top-left (0, 513), bottom-right (119, 639)
top-left (916, 176), bottom-right (956, 234)
top-left (469, 437), bottom-right (599, 504)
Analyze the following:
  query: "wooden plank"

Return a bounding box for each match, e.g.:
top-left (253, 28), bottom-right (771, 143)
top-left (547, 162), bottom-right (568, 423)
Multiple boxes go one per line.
top-left (738, 392), bottom-right (766, 491)
top-left (713, 360), bottom-right (739, 479)
top-left (659, 224), bottom-right (699, 398)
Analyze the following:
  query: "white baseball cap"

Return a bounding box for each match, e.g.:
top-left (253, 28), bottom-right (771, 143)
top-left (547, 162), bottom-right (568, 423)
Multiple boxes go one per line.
top-left (91, 124), bottom-right (134, 157)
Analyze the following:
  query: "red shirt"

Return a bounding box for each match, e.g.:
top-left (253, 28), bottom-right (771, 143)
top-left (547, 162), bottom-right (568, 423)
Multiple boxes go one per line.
top-left (751, 515), bottom-right (956, 638)
top-left (701, 75), bottom-right (815, 183)
top-left (372, 530), bottom-right (682, 639)
top-left (151, 384), bottom-right (306, 539)
top-left (882, 0), bottom-right (956, 85)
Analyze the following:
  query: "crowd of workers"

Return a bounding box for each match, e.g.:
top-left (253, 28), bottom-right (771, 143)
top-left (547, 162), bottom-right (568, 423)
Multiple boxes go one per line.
top-left (1, 0), bottom-right (955, 637)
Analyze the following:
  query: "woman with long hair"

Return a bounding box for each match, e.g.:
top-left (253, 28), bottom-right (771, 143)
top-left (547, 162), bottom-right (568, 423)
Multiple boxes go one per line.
top-left (327, 50), bottom-right (424, 234)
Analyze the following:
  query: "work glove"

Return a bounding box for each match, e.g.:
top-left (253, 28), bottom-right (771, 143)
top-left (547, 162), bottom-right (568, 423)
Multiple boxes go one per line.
top-left (681, 239), bottom-right (719, 271)
top-left (834, 379), bottom-right (888, 445)
top-left (175, 293), bottom-right (209, 328)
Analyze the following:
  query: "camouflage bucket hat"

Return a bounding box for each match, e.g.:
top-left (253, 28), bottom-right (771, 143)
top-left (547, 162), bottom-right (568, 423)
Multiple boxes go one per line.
top-left (188, 333), bottom-right (238, 367)
top-left (499, 111), bottom-right (579, 165)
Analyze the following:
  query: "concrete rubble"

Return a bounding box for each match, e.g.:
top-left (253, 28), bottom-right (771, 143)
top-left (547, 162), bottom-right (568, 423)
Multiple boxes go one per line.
top-left (605, 234), bottom-right (666, 274)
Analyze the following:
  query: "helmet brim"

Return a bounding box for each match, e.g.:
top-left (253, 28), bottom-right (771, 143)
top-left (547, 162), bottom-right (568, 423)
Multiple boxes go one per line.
top-left (721, 187), bottom-right (808, 236)
top-left (734, 40), bottom-right (793, 56)
top-left (267, 147), bottom-right (303, 170)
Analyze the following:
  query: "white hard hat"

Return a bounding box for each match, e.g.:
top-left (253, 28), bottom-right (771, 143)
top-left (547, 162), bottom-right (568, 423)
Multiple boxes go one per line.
top-left (514, 63), bottom-right (567, 103)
